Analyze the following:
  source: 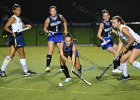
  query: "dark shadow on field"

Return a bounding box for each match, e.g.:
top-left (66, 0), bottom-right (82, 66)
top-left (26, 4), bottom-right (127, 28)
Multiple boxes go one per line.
top-left (129, 75), bottom-right (140, 80)
top-left (0, 76), bottom-right (23, 86)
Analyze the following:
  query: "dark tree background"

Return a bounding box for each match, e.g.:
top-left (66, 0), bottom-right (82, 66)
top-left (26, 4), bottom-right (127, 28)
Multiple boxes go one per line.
top-left (0, 0), bottom-right (140, 23)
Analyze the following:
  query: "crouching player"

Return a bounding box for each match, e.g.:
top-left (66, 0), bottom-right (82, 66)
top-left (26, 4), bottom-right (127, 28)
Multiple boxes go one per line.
top-left (0, 4), bottom-right (35, 77)
top-left (59, 34), bottom-right (82, 82)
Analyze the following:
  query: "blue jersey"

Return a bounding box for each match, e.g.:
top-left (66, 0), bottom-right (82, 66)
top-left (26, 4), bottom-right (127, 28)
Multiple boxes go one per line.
top-left (63, 42), bottom-right (79, 57)
top-left (101, 20), bottom-right (112, 37)
top-left (48, 14), bottom-right (62, 32)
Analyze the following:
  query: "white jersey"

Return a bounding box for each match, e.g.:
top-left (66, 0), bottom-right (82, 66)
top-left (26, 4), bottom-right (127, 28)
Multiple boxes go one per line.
top-left (118, 24), bottom-right (140, 44)
top-left (11, 15), bottom-right (23, 32)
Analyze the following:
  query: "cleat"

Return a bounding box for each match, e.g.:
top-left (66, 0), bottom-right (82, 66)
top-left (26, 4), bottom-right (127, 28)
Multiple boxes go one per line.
top-left (45, 67), bottom-right (51, 72)
top-left (23, 70), bottom-right (35, 77)
top-left (117, 75), bottom-right (130, 80)
top-left (0, 70), bottom-right (7, 77)
top-left (65, 78), bottom-right (71, 83)
top-left (112, 69), bottom-right (122, 73)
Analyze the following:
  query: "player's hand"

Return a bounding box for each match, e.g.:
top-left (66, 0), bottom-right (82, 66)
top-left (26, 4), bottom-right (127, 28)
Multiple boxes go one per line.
top-left (26, 24), bottom-right (32, 29)
top-left (103, 40), bottom-right (107, 45)
top-left (44, 30), bottom-right (49, 36)
top-left (63, 30), bottom-right (68, 35)
top-left (12, 32), bottom-right (16, 37)
top-left (67, 59), bottom-right (72, 64)
top-left (71, 67), bottom-right (75, 72)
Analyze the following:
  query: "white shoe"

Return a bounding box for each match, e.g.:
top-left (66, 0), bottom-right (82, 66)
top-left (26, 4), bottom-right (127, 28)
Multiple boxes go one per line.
top-left (60, 68), bottom-right (63, 72)
top-left (112, 69), bottom-right (122, 73)
top-left (117, 66), bottom-right (122, 71)
top-left (45, 67), bottom-right (51, 72)
top-left (65, 78), bottom-right (71, 83)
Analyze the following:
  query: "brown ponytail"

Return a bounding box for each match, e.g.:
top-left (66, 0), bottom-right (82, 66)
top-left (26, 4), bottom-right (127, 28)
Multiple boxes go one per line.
top-left (112, 16), bottom-right (125, 25)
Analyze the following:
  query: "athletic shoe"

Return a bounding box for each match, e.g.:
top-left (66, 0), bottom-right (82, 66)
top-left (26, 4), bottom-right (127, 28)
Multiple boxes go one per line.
top-left (45, 67), bottom-right (51, 72)
top-left (112, 69), bottom-right (122, 73)
top-left (60, 68), bottom-right (63, 72)
top-left (65, 78), bottom-right (71, 83)
top-left (24, 70), bottom-right (35, 77)
top-left (117, 75), bottom-right (130, 80)
top-left (0, 70), bottom-right (7, 77)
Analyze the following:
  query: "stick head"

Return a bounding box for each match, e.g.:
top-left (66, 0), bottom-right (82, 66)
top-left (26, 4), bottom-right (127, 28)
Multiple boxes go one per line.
top-left (96, 76), bottom-right (101, 80)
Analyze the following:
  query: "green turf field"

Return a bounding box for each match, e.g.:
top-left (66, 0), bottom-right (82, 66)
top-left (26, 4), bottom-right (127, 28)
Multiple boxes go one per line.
top-left (0, 46), bottom-right (140, 100)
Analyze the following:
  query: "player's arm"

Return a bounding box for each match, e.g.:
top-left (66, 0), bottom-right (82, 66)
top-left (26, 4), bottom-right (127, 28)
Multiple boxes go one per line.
top-left (97, 23), bottom-right (104, 41)
top-left (60, 15), bottom-right (68, 35)
top-left (112, 29), bottom-right (118, 36)
top-left (71, 45), bottom-right (76, 71)
top-left (60, 43), bottom-right (69, 62)
top-left (122, 27), bottom-right (135, 54)
top-left (4, 17), bottom-right (15, 35)
top-left (43, 18), bottom-right (50, 34)
top-left (22, 22), bottom-right (32, 29)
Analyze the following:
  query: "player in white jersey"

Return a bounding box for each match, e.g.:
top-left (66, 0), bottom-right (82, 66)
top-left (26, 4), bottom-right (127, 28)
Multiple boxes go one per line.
top-left (0, 4), bottom-right (35, 77)
top-left (112, 16), bottom-right (140, 80)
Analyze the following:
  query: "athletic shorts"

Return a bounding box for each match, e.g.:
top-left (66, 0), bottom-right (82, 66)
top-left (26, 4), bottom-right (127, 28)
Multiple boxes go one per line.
top-left (133, 43), bottom-right (140, 49)
top-left (47, 33), bottom-right (63, 43)
top-left (9, 32), bottom-right (25, 48)
top-left (101, 37), bottom-right (114, 50)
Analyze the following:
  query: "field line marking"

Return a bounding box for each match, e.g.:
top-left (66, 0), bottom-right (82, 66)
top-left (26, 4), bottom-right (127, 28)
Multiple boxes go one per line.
top-left (0, 87), bottom-right (88, 94)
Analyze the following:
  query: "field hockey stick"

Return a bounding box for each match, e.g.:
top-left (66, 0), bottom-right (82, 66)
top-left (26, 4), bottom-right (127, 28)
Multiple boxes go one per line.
top-left (13, 27), bottom-right (30, 47)
top-left (101, 35), bottom-right (118, 46)
top-left (96, 53), bottom-right (122, 80)
top-left (72, 71), bottom-right (92, 86)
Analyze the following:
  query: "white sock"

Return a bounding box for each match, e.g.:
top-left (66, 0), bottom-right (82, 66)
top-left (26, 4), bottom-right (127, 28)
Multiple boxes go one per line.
top-left (121, 62), bottom-right (128, 77)
top-left (132, 61), bottom-right (140, 69)
top-left (20, 59), bottom-right (28, 73)
top-left (1, 56), bottom-right (11, 71)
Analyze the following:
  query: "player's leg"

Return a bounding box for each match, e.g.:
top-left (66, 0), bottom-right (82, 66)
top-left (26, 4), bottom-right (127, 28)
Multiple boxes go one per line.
top-left (17, 47), bottom-right (34, 76)
top-left (0, 45), bottom-right (16, 77)
top-left (60, 55), bottom-right (71, 82)
top-left (117, 51), bottom-right (132, 80)
top-left (74, 57), bottom-right (82, 78)
top-left (107, 46), bottom-right (122, 73)
top-left (128, 49), bottom-right (140, 69)
top-left (46, 41), bottom-right (55, 72)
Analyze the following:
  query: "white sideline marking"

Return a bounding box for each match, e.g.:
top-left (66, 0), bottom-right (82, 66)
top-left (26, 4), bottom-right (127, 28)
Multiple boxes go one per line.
top-left (0, 87), bottom-right (88, 94)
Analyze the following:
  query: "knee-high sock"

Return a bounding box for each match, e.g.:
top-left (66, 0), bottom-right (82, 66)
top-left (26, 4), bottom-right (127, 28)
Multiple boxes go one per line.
top-left (1, 56), bottom-right (11, 71)
top-left (20, 59), bottom-right (28, 73)
top-left (121, 62), bottom-right (128, 77)
top-left (46, 54), bottom-right (52, 67)
top-left (61, 65), bottom-right (70, 78)
top-left (132, 61), bottom-right (140, 69)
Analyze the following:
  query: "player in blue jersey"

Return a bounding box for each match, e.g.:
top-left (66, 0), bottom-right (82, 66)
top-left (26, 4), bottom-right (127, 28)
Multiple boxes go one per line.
top-left (0, 4), bottom-right (35, 77)
top-left (59, 34), bottom-right (82, 82)
top-left (97, 9), bottom-right (122, 73)
top-left (44, 6), bottom-right (68, 72)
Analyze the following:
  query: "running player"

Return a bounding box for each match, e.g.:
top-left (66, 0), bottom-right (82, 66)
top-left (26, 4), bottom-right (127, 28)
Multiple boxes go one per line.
top-left (60, 34), bottom-right (82, 82)
top-left (112, 16), bottom-right (140, 80)
top-left (44, 6), bottom-right (68, 72)
top-left (0, 4), bottom-right (35, 77)
top-left (97, 9), bottom-right (122, 73)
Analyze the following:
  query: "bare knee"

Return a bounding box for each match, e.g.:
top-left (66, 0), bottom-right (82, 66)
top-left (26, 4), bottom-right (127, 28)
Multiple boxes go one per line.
top-left (128, 58), bottom-right (134, 65)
